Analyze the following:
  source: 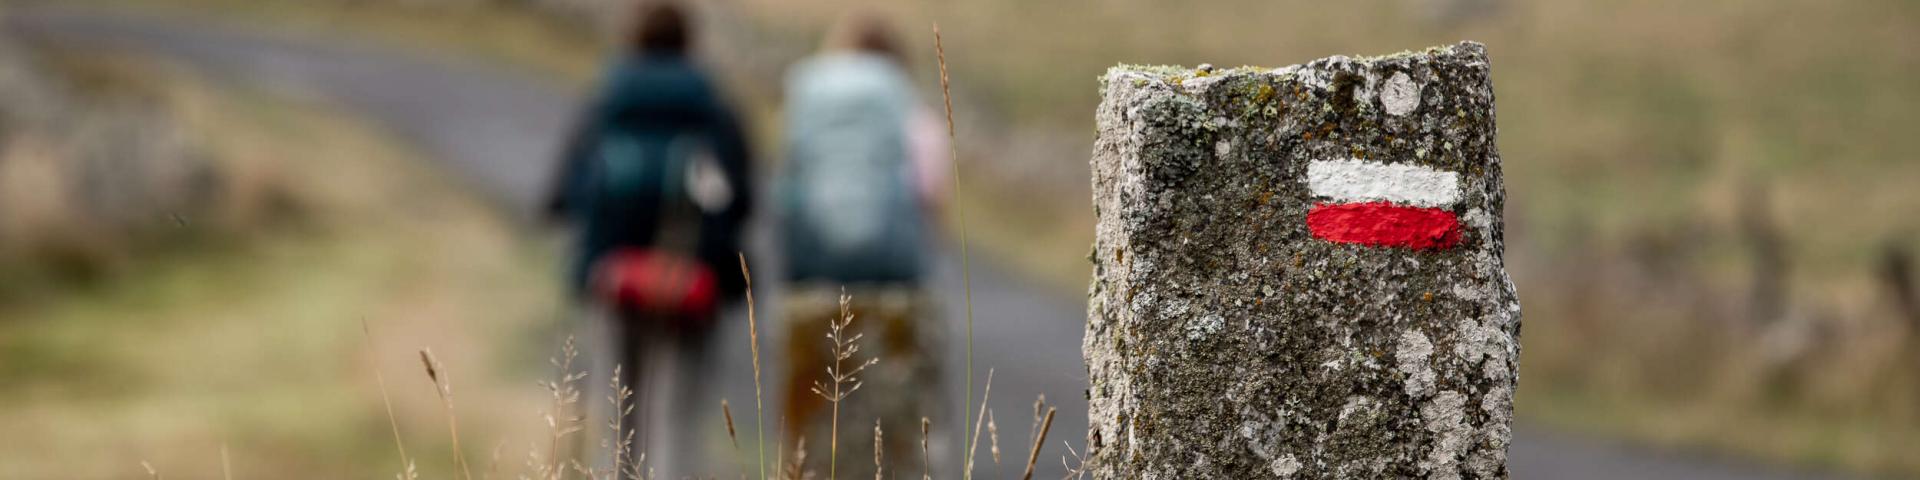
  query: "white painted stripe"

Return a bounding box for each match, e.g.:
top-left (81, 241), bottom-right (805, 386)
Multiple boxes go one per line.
top-left (1306, 158), bottom-right (1460, 207)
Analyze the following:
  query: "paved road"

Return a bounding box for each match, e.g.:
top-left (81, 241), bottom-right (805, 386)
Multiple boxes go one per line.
top-left (5, 8), bottom-right (1859, 479)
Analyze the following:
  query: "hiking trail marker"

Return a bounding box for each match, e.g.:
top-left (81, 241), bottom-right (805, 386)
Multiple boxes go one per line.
top-left (1084, 42), bottom-right (1520, 478)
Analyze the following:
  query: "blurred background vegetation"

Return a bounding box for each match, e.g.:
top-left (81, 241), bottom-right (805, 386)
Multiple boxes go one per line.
top-left (2, 0), bottom-right (1918, 477)
top-left (0, 17), bottom-right (559, 477)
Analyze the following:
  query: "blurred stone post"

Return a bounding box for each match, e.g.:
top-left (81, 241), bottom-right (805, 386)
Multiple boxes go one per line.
top-left (1084, 42), bottom-right (1520, 478)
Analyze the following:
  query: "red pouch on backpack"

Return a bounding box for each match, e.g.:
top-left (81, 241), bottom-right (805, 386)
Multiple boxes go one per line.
top-left (591, 249), bottom-right (718, 326)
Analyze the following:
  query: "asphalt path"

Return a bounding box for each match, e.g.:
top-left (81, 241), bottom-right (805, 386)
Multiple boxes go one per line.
top-left (5, 8), bottom-right (1859, 479)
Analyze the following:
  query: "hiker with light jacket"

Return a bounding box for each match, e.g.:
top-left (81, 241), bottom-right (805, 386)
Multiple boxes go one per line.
top-left (775, 11), bottom-right (952, 478)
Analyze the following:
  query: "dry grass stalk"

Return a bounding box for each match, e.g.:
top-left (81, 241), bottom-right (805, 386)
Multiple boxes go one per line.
top-left (740, 254), bottom-right (768, 480)
top-left (723, 398), bottom-right (752, 480)
top-left (141, 460), bottom-right (160, 480)
top-left (873, 419), bottom-right (884, 480)
top-left (919, 417), bottom-right (932, 480)
top-left (362, 319), bottom-right (416, 478)
top-left (532, 337), bottom-right (587, 480)
top-left (221, 442), bottom-right (233, 480)
top-left (811, 290), bottom-right (879, 480)
top-left (1020, 408), bottom-right (1056, 480)
top-left (419, 348), bottom-right (476, 480)
top-left (604, 364), bottom-right (639, 480)
top-left (483, 440), bottom-right (506, 480)
top-left (964, 368), bottom-right (995, 477)
top-left (988, 410), bottom-right (1002, 467)
top-left (1028, 396), bottom-right (1053, 478)
top-left (783, 437), bottom-right (810, 480)
top-left (724, 399), bottom-right (741, 450)
top-left (1026, 396), bottom-right (1046, 450)
top-left (931, 22), bottom-right (979, 480)
top-left (1060, 440), bottom-right (1088, 480)
top-left (777, 416), bottom-right (787, 480)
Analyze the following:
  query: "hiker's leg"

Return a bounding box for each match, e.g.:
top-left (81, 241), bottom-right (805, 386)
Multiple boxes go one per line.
top-left (880, 287), bottom-right (940, 476)
top-left (779, 286), bottom-right (835, 447)
top-left (577, 302), bottom-right (627, 478)
top-left (663, 317), bottom-right (717, 476)
top-left (905, 287), bottom-right (952, 474)
top-left (617, 312), bottom-right (654, 479)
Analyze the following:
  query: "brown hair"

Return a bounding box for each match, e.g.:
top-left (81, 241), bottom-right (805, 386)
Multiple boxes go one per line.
top-left (631, 2), bottom-right (690, 54)
top-left (829, 11), bottom-right (905, 68)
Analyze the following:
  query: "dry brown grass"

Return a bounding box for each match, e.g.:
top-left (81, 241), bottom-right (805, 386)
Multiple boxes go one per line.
top-left (1020, 407), bottom-right (1055, 480)
top-left (962, 369), bottom-right (993, 479)
top-left (919, 417), bottom-right (931, 480)
top-left (364, 319), bottom-right (419, 479)
top-left (809, 291), bottom-right (878, 480)
top-left (420, 348), bottom-right (478, 480)
top-left (740, 254), bottom-right (769, 480)
top-left (931, 24), bottom-right (990, 480)
top-left (872, 419), bottom-right (884, 480)
top-left (530, 337), bottom-right (586, 480)
top-left (600, 364), bottom-right (636, 480)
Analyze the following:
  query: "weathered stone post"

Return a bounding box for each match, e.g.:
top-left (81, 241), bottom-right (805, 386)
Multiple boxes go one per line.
top-left (1085, 42), bottom-right (1520, 478)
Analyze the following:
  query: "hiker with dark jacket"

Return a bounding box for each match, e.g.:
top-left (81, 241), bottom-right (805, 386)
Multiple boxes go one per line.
top-left (547, 5), bottom-right (753, 300)
top-left (544, 3), bottom-right (752, 476)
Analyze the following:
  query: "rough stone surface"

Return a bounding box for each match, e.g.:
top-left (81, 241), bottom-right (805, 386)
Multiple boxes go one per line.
top-left (1084, 42), bottom-right (1520, 479)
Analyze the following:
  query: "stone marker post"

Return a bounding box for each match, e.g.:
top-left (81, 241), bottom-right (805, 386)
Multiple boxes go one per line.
top-left (1084, 42), bottom-right (1520, 479)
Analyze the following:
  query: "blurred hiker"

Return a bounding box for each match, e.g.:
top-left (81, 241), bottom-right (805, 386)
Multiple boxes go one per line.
top-left (544, 2), bottom-right (752, 476)
top-left (776, 11), bottom-right (951, 477)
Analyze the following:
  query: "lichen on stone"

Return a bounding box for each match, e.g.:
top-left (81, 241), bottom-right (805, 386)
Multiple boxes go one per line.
top-left (1087, 41), bottom-right (1518, 478)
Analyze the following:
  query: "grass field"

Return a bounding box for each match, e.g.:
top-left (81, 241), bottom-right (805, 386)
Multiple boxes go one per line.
top-left (0, 47), bottom-right (562, 478)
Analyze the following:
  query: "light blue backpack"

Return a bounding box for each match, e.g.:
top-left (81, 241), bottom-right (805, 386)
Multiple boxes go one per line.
top-left (779, 53), bottom-right (925, 284)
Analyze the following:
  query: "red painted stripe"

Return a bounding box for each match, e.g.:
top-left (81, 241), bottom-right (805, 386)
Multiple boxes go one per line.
top-left (1306, 202), bottom-right (1462, 250)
